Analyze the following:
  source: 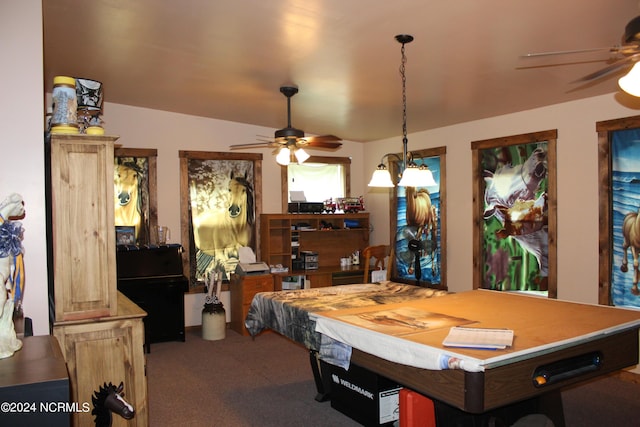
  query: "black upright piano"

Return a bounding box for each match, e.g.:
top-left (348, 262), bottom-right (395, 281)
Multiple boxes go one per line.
top-left (116, 244), bottom-right (189, 353)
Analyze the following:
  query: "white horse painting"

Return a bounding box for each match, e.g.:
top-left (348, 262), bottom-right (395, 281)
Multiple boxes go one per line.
top-left (193, 172), bottom-right (254, 273)
top-left (0, 193), bottom-right (25, 358)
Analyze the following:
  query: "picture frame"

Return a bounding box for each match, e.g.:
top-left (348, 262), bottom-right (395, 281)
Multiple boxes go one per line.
top-left (389, 146), bottom-right (447, 289)
top-left (471, 130), bottom-right (557, 298)
top-left (115, 225), bottom-right (136, 245)
top-left (179, 150), bottom-right (263, 292)
top-left (114, 147), bottom-right (158, 246)
top-left (597, 115), bottom-right (640, 307)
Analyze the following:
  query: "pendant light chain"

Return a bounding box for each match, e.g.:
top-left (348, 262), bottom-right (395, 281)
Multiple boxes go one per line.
top-left (400, 41), bottom-right (408, 143)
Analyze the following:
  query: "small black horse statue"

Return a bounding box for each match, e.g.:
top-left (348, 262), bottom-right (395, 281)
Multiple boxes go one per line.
top-left (92, 381), bottom-right (135, 427)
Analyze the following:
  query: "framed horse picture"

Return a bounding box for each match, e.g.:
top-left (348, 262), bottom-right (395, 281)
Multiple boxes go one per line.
top-left (389, 146), bottom-right (447, 289)
top-left (471, 130), bottom-right (557, 298)
top-left (597, 115), bottom-right (640, 307)
top-left (114, 147), bottom-right (158, 246)
top-left (179, 151), bottom-right (262, 292)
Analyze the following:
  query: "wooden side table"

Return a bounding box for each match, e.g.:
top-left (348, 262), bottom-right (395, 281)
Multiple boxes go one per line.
top-left (230, 273), bottom-right (274, 336)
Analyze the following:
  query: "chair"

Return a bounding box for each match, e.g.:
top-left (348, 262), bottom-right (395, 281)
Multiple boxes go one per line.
top-left (362, 245), bottom-right (394, 283)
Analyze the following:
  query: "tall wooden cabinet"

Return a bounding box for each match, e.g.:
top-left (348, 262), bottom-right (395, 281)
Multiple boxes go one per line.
top-left (48, 134), bottom-right (148, 426)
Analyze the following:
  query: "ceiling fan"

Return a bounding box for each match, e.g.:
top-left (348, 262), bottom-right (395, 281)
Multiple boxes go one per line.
top-left (521, 16), bottom-right (640, 92)
top-left (229, 85), bottom-right (342, 165)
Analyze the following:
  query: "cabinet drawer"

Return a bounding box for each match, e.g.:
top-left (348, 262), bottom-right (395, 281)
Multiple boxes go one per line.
top-left (241, 279), bottom-right (273, 303)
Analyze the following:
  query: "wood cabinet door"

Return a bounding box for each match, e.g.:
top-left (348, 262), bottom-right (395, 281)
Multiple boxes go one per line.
top-left (54, 318), bottom-right (147, 427)
top-left (50, 135), bottom-right (119, 321)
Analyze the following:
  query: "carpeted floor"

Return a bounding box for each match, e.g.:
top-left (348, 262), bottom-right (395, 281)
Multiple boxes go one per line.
top-left (146, 328), bottom-right (360, 426)
top-left (146, 328), bottom-right (640, 426)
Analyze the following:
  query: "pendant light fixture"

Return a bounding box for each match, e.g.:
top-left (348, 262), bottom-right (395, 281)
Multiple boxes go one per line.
top-left (368, 34), bottom-right (436, 188)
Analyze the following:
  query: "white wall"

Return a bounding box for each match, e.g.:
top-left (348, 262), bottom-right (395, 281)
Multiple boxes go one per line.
top-left (365, 93), bottom-right (640, 304)
top-left (5, 2), bottom-right (640, 335)
top-left (102, 92), bottom-right (640, 327)
top-left (102, 103), bottom-right (366, 325)
top-left (0, 1), bottom-right (49, 336)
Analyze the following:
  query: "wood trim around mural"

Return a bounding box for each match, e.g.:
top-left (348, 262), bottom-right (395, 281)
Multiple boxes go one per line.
top-left (179, 150), bottom-right (263, 293)
top-left (389, 146), bottom-right (447, 290)
top-left (596, 115), bottom-right (640, 305)
top-left (114, 147), bottom-right (158, 246)
top-left (470, 129), bottom-right (557, 298)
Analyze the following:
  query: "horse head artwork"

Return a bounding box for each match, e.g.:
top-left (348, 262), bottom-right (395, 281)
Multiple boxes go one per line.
top-left (403, 187), bottom-right (439, 280)
top-left (114, 162), bottom-right (143, 240)
top-left (193, 171), bottom-right (255, 272)
top-left (483, 146), bottom-right (549, 290)
top-left (0, 193), bottom-right (26, 359)
top-left (620, 208), bottom-right (640, 295)
top-left (91, 381), bottom-right (135, 427)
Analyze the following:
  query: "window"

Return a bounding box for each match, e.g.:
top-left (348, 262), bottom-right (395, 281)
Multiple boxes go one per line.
top-left (280, 156), bottom-right (351, 212)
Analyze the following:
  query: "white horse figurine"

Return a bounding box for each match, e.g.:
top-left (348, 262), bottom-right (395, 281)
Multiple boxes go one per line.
top-left (0, 193), bottom-right (25, 359)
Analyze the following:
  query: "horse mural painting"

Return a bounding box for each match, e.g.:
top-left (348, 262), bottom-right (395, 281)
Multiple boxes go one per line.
top-left (483, 146), bottom-right (549, 291)
top-left (114, 162), bottom-right (143, 240)
top-left (193, 171), bottom-right (254, 276)
top-left (0, 193), bottom-right (25, 359)
top-left (620, 208), bottom-right (640, 295)
top-left (404, 186), bottom-right (438, 281)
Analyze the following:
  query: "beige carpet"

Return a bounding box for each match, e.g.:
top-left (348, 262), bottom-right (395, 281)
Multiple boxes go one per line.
top-left (146, 328), bottom-right (640, 426)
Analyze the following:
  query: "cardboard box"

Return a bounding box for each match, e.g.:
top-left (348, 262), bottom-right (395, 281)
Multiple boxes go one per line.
top-left (326, 362), bottom-right (401, 426)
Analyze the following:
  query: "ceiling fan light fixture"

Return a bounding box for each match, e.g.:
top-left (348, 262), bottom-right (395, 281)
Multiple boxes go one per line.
top-left (276, 147), bottom-right (291, 165)
top-left (295, 147), bottom-right (310, 164)
top-left (619, 62), bottom-right (640, 97)
top-left (624, 16), bottom-right (640, 43)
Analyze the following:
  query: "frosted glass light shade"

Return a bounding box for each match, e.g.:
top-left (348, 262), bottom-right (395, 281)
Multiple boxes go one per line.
top-left (418, 167), bottom-right (437, 186)
top-left (397, 165), bottom-right (422, 187)
top-left (368, 167), bottom-right (395, 187)
top-left (295, 148), bottom-right (310, 164)
top-left (619, 62), bottom-right (640, 97)
top-left (398, 164), bottom-right (437, 187)
top-left (276, 147), bottom-right (291, 165)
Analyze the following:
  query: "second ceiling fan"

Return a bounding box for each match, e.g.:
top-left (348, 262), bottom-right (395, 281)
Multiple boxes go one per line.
top-left (521, 16), bottom-right (640, 92)
top-left (230, 85), bottom-right (342, 165)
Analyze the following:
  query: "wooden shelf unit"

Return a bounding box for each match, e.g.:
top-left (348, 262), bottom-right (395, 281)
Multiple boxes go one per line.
top-left (260, 213), bottom-right (370, 280)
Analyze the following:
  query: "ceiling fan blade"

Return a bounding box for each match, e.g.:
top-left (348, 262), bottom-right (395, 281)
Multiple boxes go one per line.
top-left (521, 47), bottom-right (616, 58)
top-left (304, 134), bottom-right (341, 143)
top-left (572, 53), bottom-right (640, 82)
top-left (303, 140), bottom-right (343, 149)
top-left (256, 137), bottom-right (277, 143)
top-left (229, 142), bottom-right (272, 150)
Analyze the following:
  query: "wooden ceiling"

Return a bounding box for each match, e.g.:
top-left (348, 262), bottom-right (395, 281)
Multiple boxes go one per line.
top-left (43, 0), bottom-right (640, 142)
